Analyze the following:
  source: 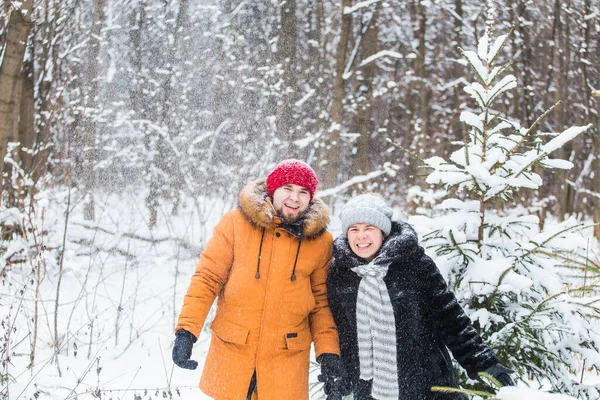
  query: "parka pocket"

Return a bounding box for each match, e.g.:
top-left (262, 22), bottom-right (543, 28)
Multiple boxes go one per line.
top-left (210, 316), bottom-right (250, 345)
top-left (283, 325), bottom-right (312, 351)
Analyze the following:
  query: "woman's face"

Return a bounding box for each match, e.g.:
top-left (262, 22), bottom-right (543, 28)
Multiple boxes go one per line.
top-left (347, 223), bottom-right (385, 261)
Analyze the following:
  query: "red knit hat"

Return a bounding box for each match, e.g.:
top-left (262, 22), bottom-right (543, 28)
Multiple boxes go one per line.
top-left (266, 159), bottom-right (318, 200)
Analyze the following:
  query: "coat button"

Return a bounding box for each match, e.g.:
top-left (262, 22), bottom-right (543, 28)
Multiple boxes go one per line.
top-left (276, 232), bottom-right (281, 237)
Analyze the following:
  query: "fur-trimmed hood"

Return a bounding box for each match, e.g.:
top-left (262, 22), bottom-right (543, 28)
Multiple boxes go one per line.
top-left (333, 220), bottom-right (420, 268)
top-left (239, 178), bottom-right (330, 239)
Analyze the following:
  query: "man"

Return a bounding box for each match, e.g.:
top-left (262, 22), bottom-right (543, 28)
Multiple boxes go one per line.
top-left (172, 159), bottom-right (346, 400)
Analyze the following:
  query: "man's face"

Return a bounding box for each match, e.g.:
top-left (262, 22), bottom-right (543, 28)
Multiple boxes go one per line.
top-left (347, 223), bottom-right (385, 261)
top-left (272, 184), bottom-right (311, 223)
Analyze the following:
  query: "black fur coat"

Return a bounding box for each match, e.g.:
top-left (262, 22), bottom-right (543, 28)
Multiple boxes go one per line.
top-left (327, 221), bottom-right (498, 400)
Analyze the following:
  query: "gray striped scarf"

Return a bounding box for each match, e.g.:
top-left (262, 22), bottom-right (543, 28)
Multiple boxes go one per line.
top-left (352, 261), bottom-right (399, 400)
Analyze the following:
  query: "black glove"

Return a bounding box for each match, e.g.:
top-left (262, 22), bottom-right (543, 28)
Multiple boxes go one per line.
top-left (317, 353), bottom-right (349, 399)
top-left (483, 363), bottom-right (515, 386)
top-left (172, 329), bottom-right (198, 370)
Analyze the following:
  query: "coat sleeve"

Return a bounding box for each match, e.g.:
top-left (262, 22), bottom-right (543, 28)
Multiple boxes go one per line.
top-left (421, 253), bottom-right (498, 377)
top-left (309, 235), bottom-right (341, 358)
top-left (326, 265), bottom-right (348, 348)
top-left (327, 264), bottom-right (359, 383)
top-left (175, 212), bottom-right (236, 338)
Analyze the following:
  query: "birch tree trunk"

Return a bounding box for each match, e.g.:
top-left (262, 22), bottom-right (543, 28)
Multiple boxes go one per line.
top-left (0, 1), bottom-right (33, 200)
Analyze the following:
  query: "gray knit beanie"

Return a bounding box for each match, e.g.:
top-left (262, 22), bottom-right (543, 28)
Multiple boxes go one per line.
top-left (340, 193), bottom-right (393, 236)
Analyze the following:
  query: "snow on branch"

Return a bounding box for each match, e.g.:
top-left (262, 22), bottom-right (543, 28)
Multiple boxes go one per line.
top-left (343, 0), bottom-right (382, 15)
top-left (317, 167), bottom-right (395, 198)
top-left (359, 50), bottom-right (405, 68)
top-left (294, 88), bottom-right (315, 107)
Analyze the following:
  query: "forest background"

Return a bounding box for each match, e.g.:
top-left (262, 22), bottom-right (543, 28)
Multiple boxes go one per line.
top-left (1, 0), bottom-right (600, 399)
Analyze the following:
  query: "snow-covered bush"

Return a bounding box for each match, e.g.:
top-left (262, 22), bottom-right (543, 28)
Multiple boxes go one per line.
top-left (409, 19), bottom-right (600, 398)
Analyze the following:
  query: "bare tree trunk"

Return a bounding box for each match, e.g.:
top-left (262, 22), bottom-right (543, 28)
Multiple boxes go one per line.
top-left (353, 4), bottom-right (381, 176)
top-left (5, 58), bottom-right (24, 208)
top-left (454, 0), bottom-right (463, 50)
top-left (595, 120), bottom-right (600, 239)
top-left (592, 5), bottom-right (600, 238)
top-left (128, 2), bottom-right (158, 227)
top-left (82, 0), bottom-right (107, 220)
top-left (159, 0), bottom-right (189, 126)
top-left (31, 0), bottom-right (60, 186)
top-left (580, 0), bottom-right (593, 117)
top-left (556, 0), bottom-right (574, 220)
top-left (300, 0), bottom-right (323, 163)
top-left (513, 0), bottom-right (536, 207)
top-left (507, 0), bottom-right (523, 121)
top-left (516, 0), bottom-right (533, 127)
top-left (0, 1), bottom-right (33, 200)
top-left (536, 0), bottom-right (563, 227)
top-left (416, 1), bottom-right (428, 143)
top-left (7, 58), bottom-right (34, 207)
top-left (18, 59), bottom-right (34, 180)
top-left (321, 0), bottom-right (351, 189)
top-left (448, 0), bottom-right (464, 144)
top-left (157, 0), bottom-right (189, 217)
top-left (277, 0), bottom-right (298, 154)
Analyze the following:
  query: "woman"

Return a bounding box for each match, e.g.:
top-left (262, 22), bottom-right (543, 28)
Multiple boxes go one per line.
top-left (327, 194), bottom-right (514, 400)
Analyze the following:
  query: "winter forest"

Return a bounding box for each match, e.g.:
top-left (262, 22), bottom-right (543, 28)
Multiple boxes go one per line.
top-left (1, 0), bottom-right (600, 399)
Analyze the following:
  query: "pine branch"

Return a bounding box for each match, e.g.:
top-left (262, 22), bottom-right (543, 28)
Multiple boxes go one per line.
top-left (517, 223), bottom-right (589, 260)
top-left (484, 264), bottom-right (515, 308)
top-left (486, 76), bottom-right (518, 108)
top-left (488, 26), bottom-right (515, 66)
top-left (521, 292), bottom-right (566, 325)
top-left (503, 291), bottom-right (569, 344)
top-left (458, 47), bottom-right (489, 88)
top-left (533, 249), bottom-right (599, 271)
top-left (486, 122), bottom-right (592, 201)
top-left (488, 101), bottom-right (561, 176)
top-left (449, 229), bottom-right (474, 264)
top-left (431, 385), bottom-right (496, 398)
top-left (479, 372), bottom-right (504, 389)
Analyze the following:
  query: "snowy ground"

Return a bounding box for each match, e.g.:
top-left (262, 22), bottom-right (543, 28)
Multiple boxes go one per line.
top-left (0, 188), bottom-right (595, 399)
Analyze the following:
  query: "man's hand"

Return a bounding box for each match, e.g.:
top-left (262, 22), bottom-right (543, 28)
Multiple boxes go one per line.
top-left (483, 363), bottom-right (515, 386)
top-left (317, 353), bottom-right (349, 400)
top-left (172, 329), bottom-right (198, 370)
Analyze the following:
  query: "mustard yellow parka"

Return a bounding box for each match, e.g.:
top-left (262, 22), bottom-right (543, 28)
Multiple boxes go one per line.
top-left (175, 179), bottom-right (340, 399)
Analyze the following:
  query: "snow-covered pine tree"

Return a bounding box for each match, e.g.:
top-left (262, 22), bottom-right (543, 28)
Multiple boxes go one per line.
top-left (408, 13), bottom-right (600, 399)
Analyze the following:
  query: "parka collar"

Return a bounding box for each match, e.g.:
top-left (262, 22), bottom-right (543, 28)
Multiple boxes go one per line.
top-left (239, 178), bottom-right (330, 240)
top-left (333, 221), bottom-right (421, 269)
